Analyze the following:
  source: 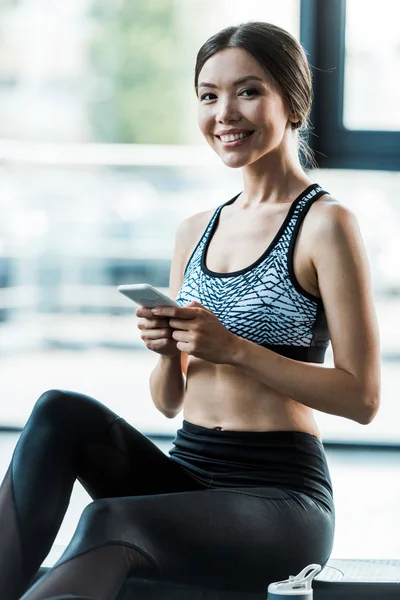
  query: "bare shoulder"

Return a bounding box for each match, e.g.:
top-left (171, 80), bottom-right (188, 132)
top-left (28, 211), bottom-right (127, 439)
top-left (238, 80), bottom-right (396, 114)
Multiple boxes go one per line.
top-left (304, 193), bottom-right (361, 256)
top-left (174, 207), bottom-right (219, 270)
top-left (169, 207), bottom-right (216, 297)
top-left (307, 193), bottom-right (358, 232)
top-left (175, 208), bottom-right (216, 249)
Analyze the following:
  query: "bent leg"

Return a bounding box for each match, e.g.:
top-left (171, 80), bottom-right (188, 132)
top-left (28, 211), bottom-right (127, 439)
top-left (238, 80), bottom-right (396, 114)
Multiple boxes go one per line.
top-left (0, 389), bottom-right (202, 600)
top-left (21, 486), bottom-right (334, 599)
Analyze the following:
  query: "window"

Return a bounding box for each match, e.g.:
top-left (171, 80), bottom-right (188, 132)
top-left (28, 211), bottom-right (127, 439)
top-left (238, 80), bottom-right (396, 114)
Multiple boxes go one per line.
top-left (344, 0), bottom-right (400, 131)
top-left (301, 0), bottom-right (400, 169)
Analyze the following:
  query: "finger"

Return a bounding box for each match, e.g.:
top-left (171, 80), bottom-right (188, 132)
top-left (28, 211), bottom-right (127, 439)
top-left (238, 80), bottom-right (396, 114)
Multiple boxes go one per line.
top-left (151, 306), bottom-right (198, 319)
top-left (171, 330), bottom-right (191, 342)
top-left (145, 338), bottom-right (178, 352)
top-left (137, 317), bottom-right (170, 330)
top-left (168, 317), bottom-right (192, 330)
top-left (141, 328), bottom-right (174, 341)
top-left (187, 300), bottom-right (213, 314)
top-left (136, 306), bottom-right (157, 318)
top-left (176, 340), bottom-right (190, 352)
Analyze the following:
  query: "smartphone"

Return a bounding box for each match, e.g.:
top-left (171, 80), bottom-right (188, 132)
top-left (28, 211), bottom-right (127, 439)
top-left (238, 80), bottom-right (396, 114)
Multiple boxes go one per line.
top-left (117, 283), bottom-right (179, 308)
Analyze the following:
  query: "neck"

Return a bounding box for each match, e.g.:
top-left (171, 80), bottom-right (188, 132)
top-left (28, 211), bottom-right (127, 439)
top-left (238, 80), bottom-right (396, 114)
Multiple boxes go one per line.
top-left (239, 140), bottom-right (311, 208)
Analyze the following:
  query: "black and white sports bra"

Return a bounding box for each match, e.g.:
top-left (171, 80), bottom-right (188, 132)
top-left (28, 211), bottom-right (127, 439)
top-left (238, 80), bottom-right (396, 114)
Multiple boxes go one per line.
top-left (176, 183), bottom-right (330, 363)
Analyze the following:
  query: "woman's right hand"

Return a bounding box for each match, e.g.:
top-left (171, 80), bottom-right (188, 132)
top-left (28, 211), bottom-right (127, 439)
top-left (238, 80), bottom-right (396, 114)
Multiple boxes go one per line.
top-left (136, 306), bottom-right (180, 357)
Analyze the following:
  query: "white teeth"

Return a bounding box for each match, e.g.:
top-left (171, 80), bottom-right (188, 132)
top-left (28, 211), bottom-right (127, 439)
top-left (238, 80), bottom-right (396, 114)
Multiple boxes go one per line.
top-left (220, 132), bottom-right (251, 143)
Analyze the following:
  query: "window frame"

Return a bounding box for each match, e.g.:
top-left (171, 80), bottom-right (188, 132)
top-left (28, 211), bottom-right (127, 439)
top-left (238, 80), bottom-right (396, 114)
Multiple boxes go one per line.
top-left (300, 0), bottom-right (400, 170)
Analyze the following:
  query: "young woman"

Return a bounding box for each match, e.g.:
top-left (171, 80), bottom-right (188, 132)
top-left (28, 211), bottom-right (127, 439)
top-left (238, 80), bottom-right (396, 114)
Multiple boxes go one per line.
top-left (0, 21), bottom-right (380, 600)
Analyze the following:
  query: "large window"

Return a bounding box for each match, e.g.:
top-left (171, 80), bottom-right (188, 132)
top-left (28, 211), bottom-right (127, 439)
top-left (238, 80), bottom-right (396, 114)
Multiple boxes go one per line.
top-left (301, 0), bottom-right (400, 169)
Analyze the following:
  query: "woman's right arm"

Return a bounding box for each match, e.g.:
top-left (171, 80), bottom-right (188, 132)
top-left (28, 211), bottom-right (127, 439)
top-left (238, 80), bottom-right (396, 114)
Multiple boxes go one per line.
top-left (141, 212), bottom-right (209, 418)
top-left (149, 354), bottom-right (185, 418)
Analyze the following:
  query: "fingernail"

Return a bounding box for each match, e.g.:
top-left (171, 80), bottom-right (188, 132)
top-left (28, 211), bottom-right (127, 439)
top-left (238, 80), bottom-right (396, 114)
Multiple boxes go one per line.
top-left (151, 308), bottom-right (158, 314)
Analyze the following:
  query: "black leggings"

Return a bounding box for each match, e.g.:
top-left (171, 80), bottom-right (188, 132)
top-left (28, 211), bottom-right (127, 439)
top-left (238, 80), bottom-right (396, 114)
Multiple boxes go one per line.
top-left (0, 390), bottom-right (335, 600)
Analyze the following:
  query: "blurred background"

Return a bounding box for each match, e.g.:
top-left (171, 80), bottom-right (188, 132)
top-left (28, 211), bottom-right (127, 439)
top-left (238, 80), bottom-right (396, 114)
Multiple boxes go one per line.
top-left (0, 0), bottom-right (400, 564)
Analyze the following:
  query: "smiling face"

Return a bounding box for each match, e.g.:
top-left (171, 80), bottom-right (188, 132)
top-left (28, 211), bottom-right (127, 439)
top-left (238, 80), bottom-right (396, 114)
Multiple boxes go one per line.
top-left (197, 47), bottom-right (298, 169)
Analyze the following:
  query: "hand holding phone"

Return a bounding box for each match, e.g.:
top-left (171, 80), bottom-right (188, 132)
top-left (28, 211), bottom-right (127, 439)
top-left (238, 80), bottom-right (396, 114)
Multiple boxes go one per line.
top-left (119, 283), bottom-right (180, 357)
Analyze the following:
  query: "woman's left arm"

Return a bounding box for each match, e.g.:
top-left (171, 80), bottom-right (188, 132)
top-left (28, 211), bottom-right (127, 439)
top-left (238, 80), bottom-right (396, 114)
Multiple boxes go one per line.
top-left (229, 201), bottom-right (381, 424)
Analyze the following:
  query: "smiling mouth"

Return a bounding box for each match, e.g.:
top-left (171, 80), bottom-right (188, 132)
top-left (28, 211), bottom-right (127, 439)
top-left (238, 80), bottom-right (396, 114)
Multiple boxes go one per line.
top-left (216, 131), bottom-right (254, 143)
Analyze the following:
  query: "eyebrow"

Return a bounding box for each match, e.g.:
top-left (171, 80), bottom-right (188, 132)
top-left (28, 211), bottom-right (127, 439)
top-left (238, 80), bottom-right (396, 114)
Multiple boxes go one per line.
top-left (196, 75), bottom-right (264, 90)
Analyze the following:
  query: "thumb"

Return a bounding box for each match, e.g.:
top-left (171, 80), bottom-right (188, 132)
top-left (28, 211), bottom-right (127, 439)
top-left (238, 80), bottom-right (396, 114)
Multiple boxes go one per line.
top-left (187, 300), bottom-right (204, 308)
top-left (187, 300), bottom-right (213, 314)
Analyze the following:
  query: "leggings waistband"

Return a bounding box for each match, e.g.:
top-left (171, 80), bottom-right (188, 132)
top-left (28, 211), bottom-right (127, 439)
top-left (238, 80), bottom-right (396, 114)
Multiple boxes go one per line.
top-left (180, 419), bottom-right (322, 443)
top-left (169, 420), bottom-right (333, 507)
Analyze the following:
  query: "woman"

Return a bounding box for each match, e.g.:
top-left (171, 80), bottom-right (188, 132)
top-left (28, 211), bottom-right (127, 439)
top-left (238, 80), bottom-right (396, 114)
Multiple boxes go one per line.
top-left (0, 21), bottom-right (380, 600)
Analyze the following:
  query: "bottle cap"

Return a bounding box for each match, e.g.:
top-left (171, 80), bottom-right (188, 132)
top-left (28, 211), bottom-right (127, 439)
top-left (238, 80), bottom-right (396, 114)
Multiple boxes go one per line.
top-left (267, 564), bottom-right (321, 598)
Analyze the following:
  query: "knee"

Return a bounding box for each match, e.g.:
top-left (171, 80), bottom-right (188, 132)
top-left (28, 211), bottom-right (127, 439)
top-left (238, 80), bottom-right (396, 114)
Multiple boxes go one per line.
top-left (59, 500), bottom-right (127, 561)
top-left (34, 388), bottom-right (71, 416)
top-left (31, 389), bottom-right (83, 429)
top-left (79, 499), bottom-right (123, 536)
top-left (57, 499), bottom-right (157, 574)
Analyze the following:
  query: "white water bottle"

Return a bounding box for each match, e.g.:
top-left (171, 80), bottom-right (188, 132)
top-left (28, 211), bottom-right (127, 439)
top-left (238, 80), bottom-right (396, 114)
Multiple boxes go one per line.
top-left (267, 564), bottom-right (321, 600)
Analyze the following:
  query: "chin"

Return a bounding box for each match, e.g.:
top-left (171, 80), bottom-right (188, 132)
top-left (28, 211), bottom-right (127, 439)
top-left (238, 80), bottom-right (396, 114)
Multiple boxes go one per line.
top-left (220, 151), bottom-right (265, 169)
top-left (213, 148), bottom-right (252, 169)
top-left (220, 157), bottom-right (248, 169)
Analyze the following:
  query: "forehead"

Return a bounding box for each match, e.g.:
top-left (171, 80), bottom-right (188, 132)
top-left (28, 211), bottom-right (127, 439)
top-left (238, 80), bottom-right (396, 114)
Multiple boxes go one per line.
top-left (198, 47), bottom-right (268, 84)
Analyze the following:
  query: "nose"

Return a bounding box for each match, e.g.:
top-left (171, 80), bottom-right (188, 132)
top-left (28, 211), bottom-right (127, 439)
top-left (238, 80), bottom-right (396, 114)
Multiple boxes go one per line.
top-left (217, 97), bottom-right (240, 123)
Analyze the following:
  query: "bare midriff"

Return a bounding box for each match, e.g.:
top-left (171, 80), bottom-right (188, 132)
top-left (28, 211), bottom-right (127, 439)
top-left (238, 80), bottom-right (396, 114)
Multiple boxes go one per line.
top-left (182, 356), bottom-right (321, 439)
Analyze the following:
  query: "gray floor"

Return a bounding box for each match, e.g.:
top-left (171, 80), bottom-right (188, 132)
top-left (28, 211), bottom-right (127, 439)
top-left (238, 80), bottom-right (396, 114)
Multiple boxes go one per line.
top-left (1, 431), bottom-right (400, 568)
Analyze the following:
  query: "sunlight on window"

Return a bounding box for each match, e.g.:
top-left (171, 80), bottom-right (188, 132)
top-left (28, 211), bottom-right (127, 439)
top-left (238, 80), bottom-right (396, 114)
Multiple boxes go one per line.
top-left (344, 0), bottom-right (400, 130)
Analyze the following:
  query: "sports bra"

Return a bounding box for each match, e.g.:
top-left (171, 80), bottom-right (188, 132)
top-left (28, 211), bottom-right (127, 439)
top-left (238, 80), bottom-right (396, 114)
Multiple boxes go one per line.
top-left (176, 183), bottom-right (330, 363)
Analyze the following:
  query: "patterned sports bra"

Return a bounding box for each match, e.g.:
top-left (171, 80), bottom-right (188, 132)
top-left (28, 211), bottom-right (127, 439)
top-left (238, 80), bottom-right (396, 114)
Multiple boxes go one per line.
top-left (176, 183), bottom-right (330, 363)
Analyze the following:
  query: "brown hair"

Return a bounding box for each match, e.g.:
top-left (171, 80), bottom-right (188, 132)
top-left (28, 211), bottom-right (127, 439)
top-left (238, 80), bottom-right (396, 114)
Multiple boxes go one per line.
top-left (194, 22), bottom-right (315, 166)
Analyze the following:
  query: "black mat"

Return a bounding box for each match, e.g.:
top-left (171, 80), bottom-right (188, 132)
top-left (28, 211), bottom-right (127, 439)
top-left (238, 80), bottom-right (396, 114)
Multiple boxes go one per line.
top-left (34, 559), bottom-right (400, 599)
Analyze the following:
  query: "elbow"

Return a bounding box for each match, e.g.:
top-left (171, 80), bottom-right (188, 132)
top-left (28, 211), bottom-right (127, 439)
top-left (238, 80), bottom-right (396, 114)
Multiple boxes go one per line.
top-left (355, 389), bottom-right (380, 425)
top-left (164, 408), bottom-right (182, 419)
top-left (156, 401), bottom-right (183, 419)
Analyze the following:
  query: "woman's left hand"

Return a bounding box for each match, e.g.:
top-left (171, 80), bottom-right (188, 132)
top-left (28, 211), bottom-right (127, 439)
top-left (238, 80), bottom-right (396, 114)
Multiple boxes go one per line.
top-left (150, 301), bottom-right (239, 364)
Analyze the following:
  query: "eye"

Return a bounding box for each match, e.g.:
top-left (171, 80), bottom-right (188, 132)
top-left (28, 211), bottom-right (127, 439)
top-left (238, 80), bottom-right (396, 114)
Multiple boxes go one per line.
top-left (240, 88), bottom-right (260, 97)
top-left (200, 92), bottom-right (217, 102)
